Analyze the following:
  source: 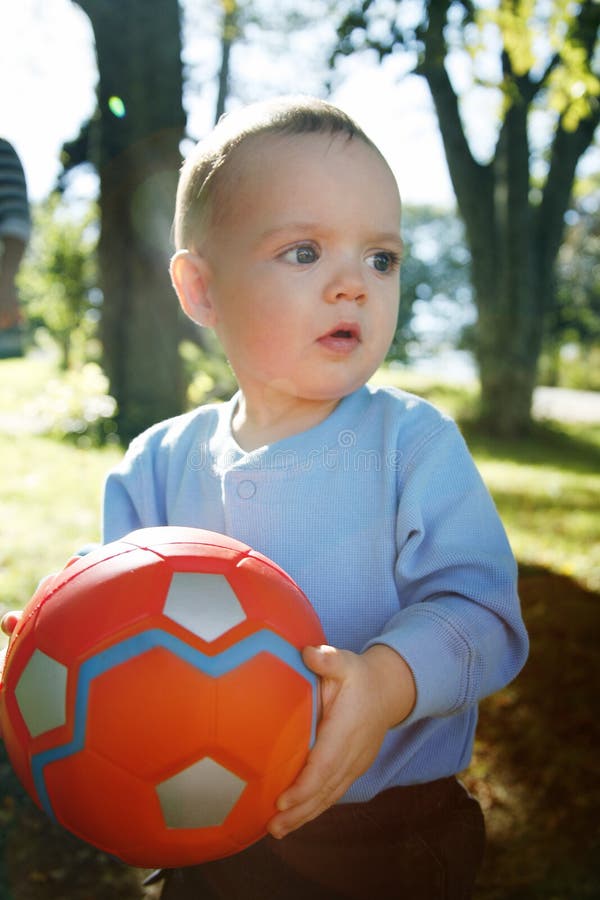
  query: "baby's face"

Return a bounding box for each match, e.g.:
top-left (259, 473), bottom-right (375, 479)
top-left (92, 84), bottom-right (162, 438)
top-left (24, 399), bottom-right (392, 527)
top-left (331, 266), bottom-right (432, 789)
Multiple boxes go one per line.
top-left (202, 131), bottom-right (402, 410)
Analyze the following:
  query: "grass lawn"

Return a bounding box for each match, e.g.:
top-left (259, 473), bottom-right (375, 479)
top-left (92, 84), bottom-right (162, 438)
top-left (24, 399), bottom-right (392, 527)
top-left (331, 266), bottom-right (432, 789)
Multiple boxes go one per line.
top-left (469, 424), bottom-right (600, 592)
top-left (0, 357), bottom-right (121, 620)
top-left (1, 356), bottom-right (599, 898)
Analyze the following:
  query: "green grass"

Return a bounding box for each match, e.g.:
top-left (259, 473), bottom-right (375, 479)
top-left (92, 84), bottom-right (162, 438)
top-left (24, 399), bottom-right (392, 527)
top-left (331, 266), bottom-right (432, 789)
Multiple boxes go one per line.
top-left (0, 356), bottom-right (120, 625)
top-left (0, 355), bottom-right (55, 417)
top-left (467, 424), bottom-right (600, 592)
top-left (0, 432), bottom-right (120, 618)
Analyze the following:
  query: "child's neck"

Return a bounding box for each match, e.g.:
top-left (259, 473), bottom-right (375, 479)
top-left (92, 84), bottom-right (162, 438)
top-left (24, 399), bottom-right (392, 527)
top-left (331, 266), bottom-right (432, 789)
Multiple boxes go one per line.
top-left (231, 393), bottom-right (340, 452)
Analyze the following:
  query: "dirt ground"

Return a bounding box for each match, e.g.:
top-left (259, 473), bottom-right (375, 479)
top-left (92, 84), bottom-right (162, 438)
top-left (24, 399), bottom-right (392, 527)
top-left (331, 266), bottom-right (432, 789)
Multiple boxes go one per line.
top-left (1, 568), bottom-right (598, 899)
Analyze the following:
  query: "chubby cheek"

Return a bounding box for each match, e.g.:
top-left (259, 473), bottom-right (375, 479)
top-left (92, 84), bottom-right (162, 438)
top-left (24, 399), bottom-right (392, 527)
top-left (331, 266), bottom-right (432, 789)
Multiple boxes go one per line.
top-left (233, 315), bottom-right (293, 374)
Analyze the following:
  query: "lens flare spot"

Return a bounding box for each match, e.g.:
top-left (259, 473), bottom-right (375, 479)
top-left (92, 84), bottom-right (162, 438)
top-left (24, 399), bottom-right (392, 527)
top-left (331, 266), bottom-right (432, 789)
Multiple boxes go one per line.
top-left (108, 96), bottom-right (126, 118)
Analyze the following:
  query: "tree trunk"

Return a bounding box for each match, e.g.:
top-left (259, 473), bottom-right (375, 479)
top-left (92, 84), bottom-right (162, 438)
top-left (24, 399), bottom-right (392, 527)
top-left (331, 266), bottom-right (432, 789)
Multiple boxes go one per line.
top-left (472, 80), bottom-right (542, 436)
top-left (214, 2), bottom-right (237, 123)
top-left (476, 312), bottom-right (540, 437)
top-left (417, 0), bottom-right (599, 436)
top-left (74, 0), bottom-right (186, 443)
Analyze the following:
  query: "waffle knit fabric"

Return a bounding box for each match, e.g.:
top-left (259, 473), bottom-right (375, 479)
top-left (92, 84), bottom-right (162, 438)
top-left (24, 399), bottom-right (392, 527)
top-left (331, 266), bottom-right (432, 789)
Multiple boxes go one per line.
top-left (103, 384), bottom-right (528, 802)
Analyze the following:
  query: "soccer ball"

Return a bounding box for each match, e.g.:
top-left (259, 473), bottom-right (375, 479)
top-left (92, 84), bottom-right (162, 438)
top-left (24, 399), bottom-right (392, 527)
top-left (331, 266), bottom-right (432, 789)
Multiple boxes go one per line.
top-left (0, 526), bottom-right (325, 867)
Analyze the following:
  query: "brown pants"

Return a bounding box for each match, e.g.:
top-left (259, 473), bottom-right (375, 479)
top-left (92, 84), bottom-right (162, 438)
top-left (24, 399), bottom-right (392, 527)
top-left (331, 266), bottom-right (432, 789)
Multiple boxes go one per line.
top-left (156, 777), bottom-right (485, 899)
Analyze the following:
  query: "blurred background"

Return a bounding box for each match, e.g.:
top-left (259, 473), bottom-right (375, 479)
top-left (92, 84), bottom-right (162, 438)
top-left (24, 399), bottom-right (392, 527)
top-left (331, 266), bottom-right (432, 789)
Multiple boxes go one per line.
top-left (1, 1), bottom-right (599, 897)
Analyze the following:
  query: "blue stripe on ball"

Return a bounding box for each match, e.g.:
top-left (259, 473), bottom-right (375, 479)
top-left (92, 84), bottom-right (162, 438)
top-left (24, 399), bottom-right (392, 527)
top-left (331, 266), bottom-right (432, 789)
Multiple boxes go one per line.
top-left (31, 628), bottom-right (319, 821)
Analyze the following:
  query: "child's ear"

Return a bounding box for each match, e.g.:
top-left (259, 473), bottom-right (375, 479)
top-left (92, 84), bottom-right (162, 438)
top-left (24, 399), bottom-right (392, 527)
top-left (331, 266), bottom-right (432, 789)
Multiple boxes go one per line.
top-left (169, 250), bottom-right (217, 328)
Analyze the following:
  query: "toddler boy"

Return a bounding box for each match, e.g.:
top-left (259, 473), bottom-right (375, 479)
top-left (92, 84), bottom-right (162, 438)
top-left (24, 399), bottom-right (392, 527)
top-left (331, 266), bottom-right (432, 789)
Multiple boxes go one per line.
top-left (106, 96), bottom-right (528, 899)
top-left (7, 96), bottom-right (529, 899)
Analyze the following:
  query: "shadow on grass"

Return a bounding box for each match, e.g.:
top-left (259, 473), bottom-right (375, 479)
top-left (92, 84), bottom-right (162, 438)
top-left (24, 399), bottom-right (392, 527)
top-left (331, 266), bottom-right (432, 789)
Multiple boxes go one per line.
top-left (465, 568), bottom-right (600, 899)
top-left (0, 569), bottom-right (598, 899)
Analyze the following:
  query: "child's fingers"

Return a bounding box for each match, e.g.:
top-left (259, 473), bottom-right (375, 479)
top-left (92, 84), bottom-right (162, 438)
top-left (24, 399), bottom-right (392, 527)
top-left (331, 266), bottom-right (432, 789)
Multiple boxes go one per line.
top-left (279, 714), bottom-right (348, 801)
top-left (268, 746), bottom-right (348, 838)
top-left (268, 647), bottom-right (374, 838)
top-left (302, 643), bottom-right (343, 678)
top-left (1, 611), bottom-right (21, 636)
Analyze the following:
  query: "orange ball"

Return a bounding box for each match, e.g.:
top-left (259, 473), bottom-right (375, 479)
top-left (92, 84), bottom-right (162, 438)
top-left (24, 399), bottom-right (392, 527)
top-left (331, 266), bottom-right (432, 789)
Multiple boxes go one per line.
top-left (0, 527), bottom-right (324, 867)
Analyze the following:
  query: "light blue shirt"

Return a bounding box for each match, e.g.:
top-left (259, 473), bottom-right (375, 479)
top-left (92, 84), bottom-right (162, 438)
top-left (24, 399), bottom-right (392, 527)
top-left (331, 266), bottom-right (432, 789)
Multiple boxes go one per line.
top-left (103, 384), bottom-right (528, 802)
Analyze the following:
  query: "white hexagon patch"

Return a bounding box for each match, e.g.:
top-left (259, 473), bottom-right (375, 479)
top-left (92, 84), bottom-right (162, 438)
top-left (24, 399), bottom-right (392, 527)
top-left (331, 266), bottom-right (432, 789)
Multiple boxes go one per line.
top-left (156, 756), bottom-right (247, 829)
top-left (15, 649), bottom-right (68, 737)
top-left (163, 572), bottom-right (246, 641)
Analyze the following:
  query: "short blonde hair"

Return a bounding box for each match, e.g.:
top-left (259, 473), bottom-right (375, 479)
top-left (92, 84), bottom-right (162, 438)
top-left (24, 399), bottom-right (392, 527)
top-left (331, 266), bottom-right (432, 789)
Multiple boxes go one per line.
top-left (173, 95), bottom-right (382, 250)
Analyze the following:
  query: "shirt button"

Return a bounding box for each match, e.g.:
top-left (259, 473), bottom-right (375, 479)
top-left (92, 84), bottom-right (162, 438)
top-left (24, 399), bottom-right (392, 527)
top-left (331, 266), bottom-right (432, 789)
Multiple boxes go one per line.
top-left (237, 479), bottom-right (256, 499)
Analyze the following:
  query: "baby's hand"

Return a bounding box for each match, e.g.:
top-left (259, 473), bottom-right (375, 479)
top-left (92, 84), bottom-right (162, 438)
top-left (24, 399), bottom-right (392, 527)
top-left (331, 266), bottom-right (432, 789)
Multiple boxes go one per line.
top-left (0, 610), bottom-right (22, 738)
top-left (1, 611), bottom-right (21, 641)
top-left (1, 608), bottom-right (21, 660)
top-left (267, 643), bottom-right (416, 839)
top-left (0, 572), bottom-right (56, 670)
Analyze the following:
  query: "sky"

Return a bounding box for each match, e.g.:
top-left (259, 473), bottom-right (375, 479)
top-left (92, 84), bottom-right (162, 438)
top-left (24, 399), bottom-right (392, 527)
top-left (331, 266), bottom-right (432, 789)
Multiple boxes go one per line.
top-left (0, 0), bottom-right (457, 208)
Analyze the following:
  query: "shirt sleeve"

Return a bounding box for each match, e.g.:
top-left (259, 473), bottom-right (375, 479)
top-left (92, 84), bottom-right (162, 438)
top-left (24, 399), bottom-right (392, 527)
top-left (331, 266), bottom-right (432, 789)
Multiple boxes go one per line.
top-left (101, 435), bottom-right (166, 543)
top-left (365, 419), bottom-right (529, 725)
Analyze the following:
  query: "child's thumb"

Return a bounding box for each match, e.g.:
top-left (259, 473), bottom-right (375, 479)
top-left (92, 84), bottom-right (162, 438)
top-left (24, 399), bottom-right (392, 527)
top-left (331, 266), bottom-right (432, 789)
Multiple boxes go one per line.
top-left (302, 644), bottom-right (342, 677)
top-left (1, 611), bottom-right (21, 637)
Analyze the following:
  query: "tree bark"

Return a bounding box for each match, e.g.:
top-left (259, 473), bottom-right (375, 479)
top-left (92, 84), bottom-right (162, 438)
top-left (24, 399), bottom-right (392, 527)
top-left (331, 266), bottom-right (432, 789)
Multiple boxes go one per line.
top-left (74, 0), bottom-right (186, 443)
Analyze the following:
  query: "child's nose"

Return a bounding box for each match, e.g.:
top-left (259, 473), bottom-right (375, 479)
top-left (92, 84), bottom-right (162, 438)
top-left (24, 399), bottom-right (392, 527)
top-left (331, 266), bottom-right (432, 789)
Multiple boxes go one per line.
top-left (324, 261), bottom-right (367, 305)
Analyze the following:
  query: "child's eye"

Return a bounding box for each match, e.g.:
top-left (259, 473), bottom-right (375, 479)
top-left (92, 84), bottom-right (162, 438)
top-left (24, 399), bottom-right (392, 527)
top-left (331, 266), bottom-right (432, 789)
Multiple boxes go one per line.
top-left (281, 244), bottom-right (319, 265)
top-left (367, 251), bottom-right (400, 274)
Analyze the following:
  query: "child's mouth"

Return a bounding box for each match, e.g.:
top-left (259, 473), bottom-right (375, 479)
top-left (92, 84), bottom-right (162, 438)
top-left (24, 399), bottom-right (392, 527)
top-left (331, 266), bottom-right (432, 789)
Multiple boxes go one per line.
top-left (317, 323), bottom-right (361, 353)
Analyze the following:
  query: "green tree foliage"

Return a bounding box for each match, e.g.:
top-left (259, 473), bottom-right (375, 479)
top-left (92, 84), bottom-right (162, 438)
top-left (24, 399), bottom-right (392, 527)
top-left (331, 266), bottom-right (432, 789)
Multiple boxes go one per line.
top-left (541, 197), bottom-right (600, 389)
top-left (394, 206), bottom-right (473, 361)
top-left (17, 196), bottom-right (99, 370)
top-left (400, 199), bottom-right (600, 391)
top-left (333, 0), bottom-right (600, 435)
top-left (555, 205), bottom-right (600, 347)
